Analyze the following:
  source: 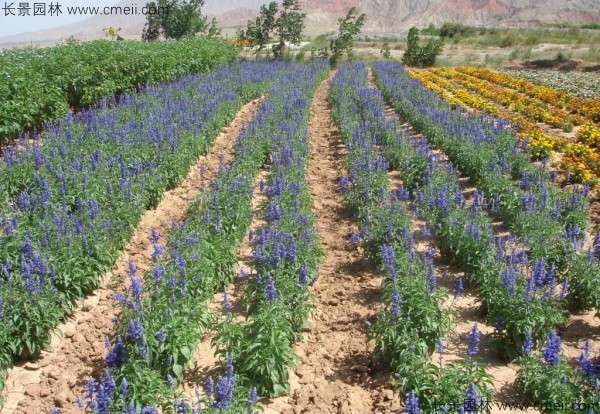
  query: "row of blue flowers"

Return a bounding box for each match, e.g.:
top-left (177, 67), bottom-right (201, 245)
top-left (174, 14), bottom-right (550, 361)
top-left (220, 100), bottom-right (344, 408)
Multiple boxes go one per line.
top-left (0, 61), bottom-right (286, 404)
top-left (373, 62), bottom-right (600, 315)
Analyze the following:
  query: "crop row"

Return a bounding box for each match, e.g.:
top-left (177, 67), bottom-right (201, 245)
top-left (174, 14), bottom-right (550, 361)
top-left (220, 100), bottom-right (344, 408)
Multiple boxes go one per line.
top-left (498, 68), bottom-right (600, 100)
top-left (374, 62), bottom-right (600, 317)
top-left (411, 67), bottom-right (600, 184)
top-left (215, 62), bottom-right (328, 398)
top-left (0, 61), bottom-right (286, 398)
top-left (81, 61), bottom-right (328, 412)
top-left (372, 62), bottom-right (600, 411)
top-left (455, 67), bottom-right (600, 122)
top-left (0, 38), bottom-right (238, 140)
top-left (330, 63), bottom-right (497, 411)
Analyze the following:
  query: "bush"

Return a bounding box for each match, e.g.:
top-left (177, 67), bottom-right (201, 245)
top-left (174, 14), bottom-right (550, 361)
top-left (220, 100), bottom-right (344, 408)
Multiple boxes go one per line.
top-left (402, 27), bottom-right (443, 67)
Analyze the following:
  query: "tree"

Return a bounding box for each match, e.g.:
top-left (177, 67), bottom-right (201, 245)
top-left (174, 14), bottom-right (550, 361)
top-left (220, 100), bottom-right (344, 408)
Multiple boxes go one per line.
top-left (380, 39), bottom-right (391, 59)
top-left (142, 0), bottom-right (217, 41)
top-left (329, 7), bottom-right (366, 66)
top-left (273, 0), bottom-right (306, 58)
top-left (238, 0), bottom-right (306, 58)
top-left (402, 26), bottom-right (443, 67)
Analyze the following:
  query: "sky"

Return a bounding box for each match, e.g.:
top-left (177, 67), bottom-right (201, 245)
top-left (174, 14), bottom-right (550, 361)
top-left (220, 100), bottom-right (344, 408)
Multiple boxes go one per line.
top-left (0, 0), bottom-right (123, 37)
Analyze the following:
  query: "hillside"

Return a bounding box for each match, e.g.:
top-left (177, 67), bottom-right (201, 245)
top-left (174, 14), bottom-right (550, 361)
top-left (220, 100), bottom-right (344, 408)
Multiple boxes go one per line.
top-left (0, 0), bottom-right (598, 45)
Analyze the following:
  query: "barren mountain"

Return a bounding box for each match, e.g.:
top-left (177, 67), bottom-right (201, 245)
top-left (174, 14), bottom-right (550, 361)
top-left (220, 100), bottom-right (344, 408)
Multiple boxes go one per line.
top-left (0, 0), bottom-right (598, 45)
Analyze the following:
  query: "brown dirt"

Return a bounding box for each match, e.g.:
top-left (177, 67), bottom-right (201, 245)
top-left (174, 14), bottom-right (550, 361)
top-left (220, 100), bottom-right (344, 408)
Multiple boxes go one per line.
top-left (0, 97), bottom-right (264, 414)
top-left (263, 74), bottom-right (398, 414)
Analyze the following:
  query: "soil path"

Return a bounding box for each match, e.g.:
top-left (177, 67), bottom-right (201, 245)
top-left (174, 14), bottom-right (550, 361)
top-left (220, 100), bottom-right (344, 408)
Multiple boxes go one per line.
top-left (263, 74), bottom-right (398, 414)
top-left (0, 97), bottom-right (264, 414)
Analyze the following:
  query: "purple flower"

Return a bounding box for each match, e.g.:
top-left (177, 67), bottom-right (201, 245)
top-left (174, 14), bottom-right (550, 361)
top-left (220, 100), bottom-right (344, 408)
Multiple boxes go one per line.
top-left (247, 387), bottom-right (259, 413)
top-left (405, 391), bottom-right (422, 414)
top-left (426, 263), bottom-right (436, 294)
top-left (523, 332), bottom-right (534, 356)
top-left (467, 323), bottom-right (480, 357)
top-left (299, 263), bottom-right (309, 286)
top-left (106, 336), bottom-right (126, 369)
top-left (265, 274), bottom-right (277, 302)
top-left (453, 278), bottom-right (464, 299)
top-left (212, 354), bottom-right (236, 409)
top-left (350, 232), bottom-right (361, 245)
top-left (437, 338), bottom-right (444, 367)
top-left (223, 288), bottom-right (232, 312)
top-left (542, 331), bottom-right (562, 365)
top-left (127, 319), bottom-right (143, 342)
top-left (156, 328), bottom-right (167, 346)
top-left (463, 383), bottom-right (480, 414)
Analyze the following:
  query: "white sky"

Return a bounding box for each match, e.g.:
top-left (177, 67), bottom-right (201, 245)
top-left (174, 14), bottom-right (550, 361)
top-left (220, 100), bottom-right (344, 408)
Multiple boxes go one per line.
top-left (0, 0), bottom-right (121, 37)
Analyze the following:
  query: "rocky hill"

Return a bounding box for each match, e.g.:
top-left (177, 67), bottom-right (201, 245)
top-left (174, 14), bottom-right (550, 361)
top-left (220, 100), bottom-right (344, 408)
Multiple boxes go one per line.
top-left (1, 0), bottom-right (599, 45)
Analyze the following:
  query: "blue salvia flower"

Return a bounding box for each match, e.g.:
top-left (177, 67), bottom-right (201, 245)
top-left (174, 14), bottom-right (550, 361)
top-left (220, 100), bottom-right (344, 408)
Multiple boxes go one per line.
top-left (542, 331), bottom-right (562, 365)
top-left (127, 319), bottom-right (143, 342)
top-left (213, 354), bottom-right (237, 409)
top-left (50, 408), bottom-right (61, 414)
top-left (106, 336), bottom-right (126, 369)
top-left (381, 244), bottom-right (397, 281)
top-left (204, 376), bottom-right (214, 405)
top-left (130, 274), bottom-right (143, 304)
top-left (156, 328), bottom-right (167, 346)
top-left (467, 323), bottom-right (480, 357)
top-left (463, 383), bottom-right (480, 414)
top-left (578, 340), bottom-right (593, 377)
top-left (0, 296), bottom-right (3, 320)
top-left (167, 375), bottom-right (175, 391)
top-left (404, 391), bottom-right (422, 414)
top-left (151, 263), bottom-right (166, 282)
top-left (559, 278), bottom-right (569, 300)
top-left (223, 288), bottom-right (232, 316)
top-left (594, 233), bottom-right (600, 259)
top-left (121, 378), bottom-right (129, 400)
top-left (299, 263), bottom-right (309, 286)
top-left (265, 274), bottom-right (277, 302)
top-left (426, 262), bottom-right (436, 294)
top-left (453, 278), bottom-right (464, 299)
top-left (523, 332), bottom-right (534, 356)
top-left (139, 337), bottom-right (149, 361)
top-left (350, 232), bottom-right (361, 245)
top-left (247, 387), bottom-right (259, 414)
top-left (339, 176), bottom-right (351, 191)
top-left (438, 338), bottom-right (444, 367)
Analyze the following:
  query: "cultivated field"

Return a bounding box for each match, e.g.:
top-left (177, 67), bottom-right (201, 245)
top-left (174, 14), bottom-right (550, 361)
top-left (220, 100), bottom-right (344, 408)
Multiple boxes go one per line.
top-left (1, 54), bottom-right (600, 413)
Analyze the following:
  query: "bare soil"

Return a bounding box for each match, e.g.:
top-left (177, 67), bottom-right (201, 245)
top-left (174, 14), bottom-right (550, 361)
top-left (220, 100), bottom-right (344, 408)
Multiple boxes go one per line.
top-left (263, 74), bottom-right (399, 414)
top-left (0, 97), bottom-right (264, 414)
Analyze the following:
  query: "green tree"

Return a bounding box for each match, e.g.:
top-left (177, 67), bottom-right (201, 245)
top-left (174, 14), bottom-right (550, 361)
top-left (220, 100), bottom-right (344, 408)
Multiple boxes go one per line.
top-left (239, 0), bottom-right (306, 58)
top-left (402, 26), bottom-right (443, 67)
top-left (380, 39), bottom-right (391, 59)
top-left (329, 7), bottom-right (366, 66)
top-left (142, 0), bottom-right (216, 41)
top-left (273, 0), bottom-right (306, 58)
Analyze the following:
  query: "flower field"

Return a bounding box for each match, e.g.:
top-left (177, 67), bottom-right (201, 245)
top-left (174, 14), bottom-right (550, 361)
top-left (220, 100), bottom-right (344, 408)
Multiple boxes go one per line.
top-left (408, 66), bottom-right (600, 185)
top-left (1, 58), bottom-right (600, 414)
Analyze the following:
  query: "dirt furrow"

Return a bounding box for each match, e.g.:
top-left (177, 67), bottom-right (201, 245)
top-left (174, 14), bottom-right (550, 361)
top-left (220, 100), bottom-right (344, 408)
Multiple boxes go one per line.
top-left (263, 74), bottom-right (398, 414)
top-left (0, 97), bottom-right (264, 414)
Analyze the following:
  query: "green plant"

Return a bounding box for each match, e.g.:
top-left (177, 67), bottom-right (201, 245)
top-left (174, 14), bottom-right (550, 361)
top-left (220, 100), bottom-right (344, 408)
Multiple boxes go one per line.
top-left (380, 40), bottom-right (391, 59)
top-left (329, 7), bottom-right (366, 66)
top-left (237, 0), bottom-right (306, 58)
top-left (402, 27), bottom-right (443, 67)
top-left (142, 0), bottom-right (215, 40)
